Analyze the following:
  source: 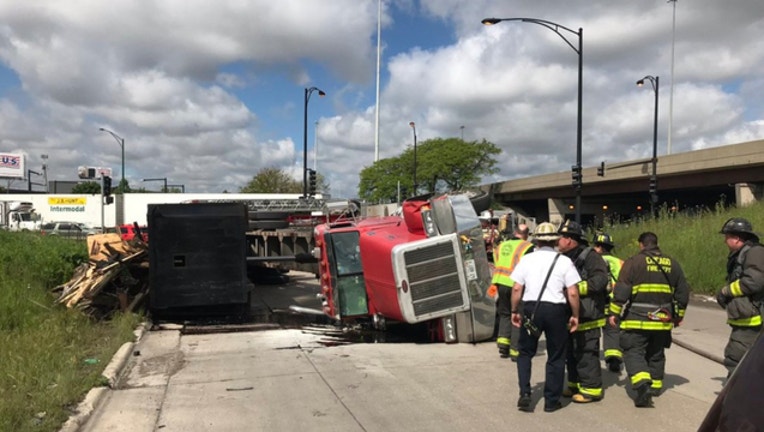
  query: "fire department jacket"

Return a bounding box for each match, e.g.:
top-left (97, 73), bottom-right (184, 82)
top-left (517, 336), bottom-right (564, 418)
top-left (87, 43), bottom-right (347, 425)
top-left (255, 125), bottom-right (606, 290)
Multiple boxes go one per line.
top-left (724, 241), bottom-right (764, 327)
top-left (564, 245), bottom-right (609, 331)
top-left (609, 246), bottom-right (690, 331)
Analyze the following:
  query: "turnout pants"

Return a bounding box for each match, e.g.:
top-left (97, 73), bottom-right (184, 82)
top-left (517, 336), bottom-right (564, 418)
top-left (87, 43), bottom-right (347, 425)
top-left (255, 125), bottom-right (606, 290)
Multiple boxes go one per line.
top-left (620, 330), bottom-right (671, 391)
top-left (723, 325), bottom-right (762, 376)
top-left (517, 302), bottom-right (569, 407)
top-left (566, 327), bottom-right (603, 398)
top-left (602, 317), bottom-right (622, 361)
top-left (496, 284), bottom-right (520, 358)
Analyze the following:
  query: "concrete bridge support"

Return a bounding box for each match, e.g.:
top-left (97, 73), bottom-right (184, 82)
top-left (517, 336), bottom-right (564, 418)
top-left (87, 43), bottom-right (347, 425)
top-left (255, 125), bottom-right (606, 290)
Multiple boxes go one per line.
top-left (547, 198), bottom-right (567, 226)
top-left (735, 182), bottom-right (763, 207)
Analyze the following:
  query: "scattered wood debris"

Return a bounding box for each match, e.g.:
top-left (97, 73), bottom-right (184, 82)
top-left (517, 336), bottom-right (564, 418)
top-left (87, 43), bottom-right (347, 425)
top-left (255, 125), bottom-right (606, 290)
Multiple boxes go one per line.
top-left (53, 233), bottom-right (149, 318)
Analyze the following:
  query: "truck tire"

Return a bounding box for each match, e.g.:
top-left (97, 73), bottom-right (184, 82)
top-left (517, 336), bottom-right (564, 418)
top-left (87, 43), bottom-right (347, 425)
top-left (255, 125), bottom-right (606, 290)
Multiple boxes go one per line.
top-left (248, 220), bottom-right (289, 230)
top-left (248, 211), bottom-right (290, 221)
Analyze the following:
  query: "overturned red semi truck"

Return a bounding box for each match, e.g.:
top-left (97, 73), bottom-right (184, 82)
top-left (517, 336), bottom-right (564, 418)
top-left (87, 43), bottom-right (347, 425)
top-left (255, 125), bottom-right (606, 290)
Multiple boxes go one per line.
top-left (311, 193), bottom-right (496, 343)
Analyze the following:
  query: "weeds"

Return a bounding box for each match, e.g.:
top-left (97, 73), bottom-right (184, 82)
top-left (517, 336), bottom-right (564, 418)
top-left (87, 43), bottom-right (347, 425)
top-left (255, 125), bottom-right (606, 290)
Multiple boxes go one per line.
top-left (0, 231), bottom-right (141, 432)
top-left (597, 200), bottom-right (764, 294)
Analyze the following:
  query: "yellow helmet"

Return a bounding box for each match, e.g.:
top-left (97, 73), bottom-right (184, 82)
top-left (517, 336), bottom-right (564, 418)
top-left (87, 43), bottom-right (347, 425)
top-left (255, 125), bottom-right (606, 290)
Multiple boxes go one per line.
top-left (533, 222), bottom-right (560, 241)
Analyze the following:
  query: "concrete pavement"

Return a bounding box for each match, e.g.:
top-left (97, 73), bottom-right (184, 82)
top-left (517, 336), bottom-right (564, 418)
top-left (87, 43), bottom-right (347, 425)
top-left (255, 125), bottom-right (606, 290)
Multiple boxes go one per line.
top-left (73, 274), bottom-right (733, 432)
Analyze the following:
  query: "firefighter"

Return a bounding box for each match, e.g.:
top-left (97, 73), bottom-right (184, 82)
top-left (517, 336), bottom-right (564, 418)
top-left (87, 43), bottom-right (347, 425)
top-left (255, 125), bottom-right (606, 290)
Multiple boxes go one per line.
top-left (608, 232), bottom-right (690, 407)
top-left (557, 220), bottom-right (609, 403)
top-left (592, 233), bottom-right (625, 373)
top-left (491, 225), bottom-right (535, 359)
top-left (715, 217), bottom-right (764, 377)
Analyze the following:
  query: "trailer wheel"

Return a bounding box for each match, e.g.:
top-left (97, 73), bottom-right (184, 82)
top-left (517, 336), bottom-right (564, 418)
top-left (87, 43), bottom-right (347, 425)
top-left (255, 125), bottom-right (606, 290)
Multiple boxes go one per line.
top-left (248, 220), bottom-right (289, 230)
top-left (248, 211), bottom-right (290, 221)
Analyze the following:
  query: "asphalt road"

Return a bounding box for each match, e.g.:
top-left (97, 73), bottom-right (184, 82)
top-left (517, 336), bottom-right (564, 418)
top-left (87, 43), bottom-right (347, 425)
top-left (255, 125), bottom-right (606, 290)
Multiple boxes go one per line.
top-left (79, 273), bottom-right (730, 432)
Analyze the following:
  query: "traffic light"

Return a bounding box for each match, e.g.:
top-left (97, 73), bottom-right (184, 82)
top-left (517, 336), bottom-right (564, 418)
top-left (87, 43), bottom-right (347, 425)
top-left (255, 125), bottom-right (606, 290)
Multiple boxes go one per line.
top-left (597, 161), bottom-right (605, 177)
top-left (649, 176), bottom-right (657, 195)
top-left (307, 169), bottom-right (317, 196)
top-left (571, 165), bottom-right (582, 189)
top-left (102, 175), bottom-right (112, 197)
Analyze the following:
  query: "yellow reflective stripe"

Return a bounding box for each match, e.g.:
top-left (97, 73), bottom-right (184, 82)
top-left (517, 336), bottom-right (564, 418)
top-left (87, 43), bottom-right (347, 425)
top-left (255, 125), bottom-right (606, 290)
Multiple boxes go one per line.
top-left (496, 337), bottom-right (510, 346)
top-left (620, 320), bottom-right (673, 330)
top-left (579, 281), bottom-right (588, 296)
top-left (651, 380), bottom-right (663, 390)
top-left (676, 308), bottom-right (686, 318)
top-left (510, 348), bottom-right (519, 357)
top-left (730, 280), bottom-right (743, 297)
top-left (577, 318), bottom-right (606, 331)
top-left (609, 303), bottom-right (623, 315)
top-left (727, 315), bottom-right (763, 327)
top-left (631, 371), bottom-right (652, 386)
top-left (579, 386), bottom-right (602, 397)
top-left (632, 283), bottom-right (672, 294)
top-left (604, 349), bottom-right (622, 358)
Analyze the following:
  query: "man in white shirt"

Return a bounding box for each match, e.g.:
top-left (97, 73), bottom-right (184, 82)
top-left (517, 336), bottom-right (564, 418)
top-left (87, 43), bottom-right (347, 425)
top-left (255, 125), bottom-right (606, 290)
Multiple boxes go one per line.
top-left (510, 222), bottom-right (581, 413)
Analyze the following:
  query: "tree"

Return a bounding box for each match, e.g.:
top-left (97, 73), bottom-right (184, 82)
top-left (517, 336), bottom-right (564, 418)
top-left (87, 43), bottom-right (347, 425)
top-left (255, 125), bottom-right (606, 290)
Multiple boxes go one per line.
top-left (358, 138), bottom-right (501, 202)
top-left (240, 167), bottom-right (331, 195)
top-left (240, 167), bottom-right (302, 193)
top-left (71, 181), bottom-right (102, 194)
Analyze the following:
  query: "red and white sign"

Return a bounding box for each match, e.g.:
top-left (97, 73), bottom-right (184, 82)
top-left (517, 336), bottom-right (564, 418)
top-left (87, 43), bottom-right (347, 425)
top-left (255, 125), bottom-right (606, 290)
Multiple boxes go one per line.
top-left (0, 153), bottom-right (25, 179)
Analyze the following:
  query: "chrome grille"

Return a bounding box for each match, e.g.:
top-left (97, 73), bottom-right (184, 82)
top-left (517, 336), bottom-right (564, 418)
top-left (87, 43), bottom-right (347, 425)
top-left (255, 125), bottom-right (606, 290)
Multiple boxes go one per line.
top-left (403, 240), bottom-right (465, 317)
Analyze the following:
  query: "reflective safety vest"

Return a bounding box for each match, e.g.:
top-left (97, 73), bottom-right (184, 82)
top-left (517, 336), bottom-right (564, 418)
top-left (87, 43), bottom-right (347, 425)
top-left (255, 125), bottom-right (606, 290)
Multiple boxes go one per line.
top-left (602, 254), bottom-right (624, 290)
top-left (491, 239), bottom-right (534, 287)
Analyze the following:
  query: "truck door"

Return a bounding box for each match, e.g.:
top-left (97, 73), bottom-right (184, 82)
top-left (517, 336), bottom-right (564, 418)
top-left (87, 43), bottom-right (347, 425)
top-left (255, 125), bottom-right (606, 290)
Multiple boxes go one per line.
top-left (326, 231), bottom-right (368, 317)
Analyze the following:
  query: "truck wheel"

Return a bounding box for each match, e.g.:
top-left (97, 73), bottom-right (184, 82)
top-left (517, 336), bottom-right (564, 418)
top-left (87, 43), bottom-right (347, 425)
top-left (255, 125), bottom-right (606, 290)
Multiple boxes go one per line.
top-left (248, 220), bottom-right (289, 230)
top-left (248, 211), bottom-right (290, 221)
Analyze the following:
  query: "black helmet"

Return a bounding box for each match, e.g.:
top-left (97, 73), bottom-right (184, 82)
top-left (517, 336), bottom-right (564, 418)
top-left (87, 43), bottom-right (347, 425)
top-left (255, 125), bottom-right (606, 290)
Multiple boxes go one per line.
top-left (593, 233), bottom-right (615, 248)
top-left (558, 219), bottom-right (584, 240)
top-left (720, 217), bottom-right (759, 240)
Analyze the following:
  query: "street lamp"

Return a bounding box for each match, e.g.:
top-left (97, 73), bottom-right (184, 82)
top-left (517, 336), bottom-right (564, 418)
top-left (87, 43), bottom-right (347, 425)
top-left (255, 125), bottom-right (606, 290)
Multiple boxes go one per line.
top-left (98, 128), bottom-right (125, 192)
top-left (167, 184), bottom-right (185, 193)
top-left (409, 121), bottom-right (417, 196)
top-left (637, 75), bottom-right (659, 216)
top-left (303, 86), bottom-right (325, 198)
top-left (482, 17), bottom-right (584, 223)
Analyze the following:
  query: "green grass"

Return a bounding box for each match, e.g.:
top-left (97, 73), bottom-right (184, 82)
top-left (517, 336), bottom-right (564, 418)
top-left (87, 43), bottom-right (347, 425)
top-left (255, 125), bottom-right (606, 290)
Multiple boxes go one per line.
top-left (596, 200), bottom-right (764, 294)
top-left (0, 231), bottom-right (141, 432)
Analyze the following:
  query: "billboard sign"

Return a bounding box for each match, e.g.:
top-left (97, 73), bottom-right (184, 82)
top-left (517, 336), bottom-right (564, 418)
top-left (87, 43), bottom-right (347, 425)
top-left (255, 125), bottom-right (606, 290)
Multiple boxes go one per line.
top-left (0, 153), bottom-right (25, 179)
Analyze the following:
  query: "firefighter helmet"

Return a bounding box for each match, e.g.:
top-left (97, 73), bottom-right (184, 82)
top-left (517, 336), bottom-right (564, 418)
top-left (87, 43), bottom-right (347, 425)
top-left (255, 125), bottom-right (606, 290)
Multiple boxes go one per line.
top-left (593, 233), bottom-right (615, 248)
top-left (533, 222), bottom-right (560, 241)
top-left (479, 210), bottom-right (492, 221)
top-left (558, 219), bottom-right (584, 239)
top-left (720, 217), bottom-right (759, 239)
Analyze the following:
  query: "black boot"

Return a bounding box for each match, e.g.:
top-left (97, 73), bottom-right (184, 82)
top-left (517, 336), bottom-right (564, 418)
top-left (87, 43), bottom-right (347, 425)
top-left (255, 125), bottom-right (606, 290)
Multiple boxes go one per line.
top-left (634, 383), bottom-right (653, 408)
top-left (499, 346), bottom-right (510, 358)
top-left (606, 357), bottom-right (622, 373)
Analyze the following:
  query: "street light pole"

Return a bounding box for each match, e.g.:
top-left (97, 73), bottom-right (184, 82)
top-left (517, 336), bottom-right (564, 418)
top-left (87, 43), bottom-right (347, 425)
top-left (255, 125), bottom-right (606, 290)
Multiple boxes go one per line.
top-left (409, 121), bottom-right (417, 196)
top-left (637, 75), bottom-right (659, 216)
top-left (98, 128), bottom-right (125, 191)
top-left (303, 86), bottom-right (325, 198)
top-left (482, 17), bottom-right (583, 223)
top-left (143, 177), bottom-right (168, 192)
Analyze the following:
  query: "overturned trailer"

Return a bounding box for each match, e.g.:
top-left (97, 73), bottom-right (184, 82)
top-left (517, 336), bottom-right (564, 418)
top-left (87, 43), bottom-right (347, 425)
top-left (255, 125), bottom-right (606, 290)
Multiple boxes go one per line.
top-left (312, 193), bottom-right (496, 343)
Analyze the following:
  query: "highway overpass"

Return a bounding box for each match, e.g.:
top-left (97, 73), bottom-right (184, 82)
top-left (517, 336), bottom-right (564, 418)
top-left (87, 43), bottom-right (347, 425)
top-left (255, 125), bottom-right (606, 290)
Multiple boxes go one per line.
top-left (484, 138), bottom-right (764, 226)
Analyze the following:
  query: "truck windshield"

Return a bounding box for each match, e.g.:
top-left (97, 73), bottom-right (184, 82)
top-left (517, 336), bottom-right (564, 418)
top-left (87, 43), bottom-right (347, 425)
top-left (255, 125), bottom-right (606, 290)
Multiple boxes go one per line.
top-left (19, 213), bottom-right (32, 221)
top-left (331, 231), bottom-right (363, 275)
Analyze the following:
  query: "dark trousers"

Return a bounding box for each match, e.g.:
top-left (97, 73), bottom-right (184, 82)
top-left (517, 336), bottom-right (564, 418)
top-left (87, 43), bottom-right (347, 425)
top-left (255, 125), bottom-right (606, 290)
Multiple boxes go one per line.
top-left (620, 330), bottom-right (670, 389)
top-left (517, 302), bottom-right (569, 406)
top-left (724, 326), bottom-right (762, 376)
top-left (566, 327), bottom-right (603, 397)
top-left (602, 320), bottom-right (622, 360)
top-left (496, 284), bottom-right (520, 357)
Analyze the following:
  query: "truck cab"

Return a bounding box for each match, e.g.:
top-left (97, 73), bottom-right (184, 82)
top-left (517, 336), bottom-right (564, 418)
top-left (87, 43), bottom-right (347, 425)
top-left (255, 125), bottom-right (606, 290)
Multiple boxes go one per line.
top-left (1, 201), bottom-right (41, 231)
top-left (312, 193), bottom-right (495, 343)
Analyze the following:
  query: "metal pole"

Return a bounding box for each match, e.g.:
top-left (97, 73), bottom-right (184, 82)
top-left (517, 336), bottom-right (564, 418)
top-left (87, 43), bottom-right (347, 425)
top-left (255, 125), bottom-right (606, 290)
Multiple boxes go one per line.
top-left (374, 0), bottom-right (381, 162)
top-left (575, 27), bottom-right (583, 224)
top-left (120, 137), bottom-right (125, 191)
top-left (100, 176), bottom-right (105, 233)
top-left (409, 122), bottom-right (417, 195)
top-left (668, 0), bottom-right (677, 155)
top-left (651, 76), bottom-right (660, 215)
top-left (303, 88), bottom-right (309, 198)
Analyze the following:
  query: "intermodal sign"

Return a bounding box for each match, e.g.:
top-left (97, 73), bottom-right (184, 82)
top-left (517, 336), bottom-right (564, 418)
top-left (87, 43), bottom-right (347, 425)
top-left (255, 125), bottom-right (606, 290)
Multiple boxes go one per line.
top-left (49, 197), bottom-right (87, 213)
top-left (0, 153), bottom-right (25, 179)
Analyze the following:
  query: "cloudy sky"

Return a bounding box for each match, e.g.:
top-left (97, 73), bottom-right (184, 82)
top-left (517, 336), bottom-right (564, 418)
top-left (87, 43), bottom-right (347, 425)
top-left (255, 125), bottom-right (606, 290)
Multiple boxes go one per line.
top-left (1, 0), bottom-right (762, 196)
